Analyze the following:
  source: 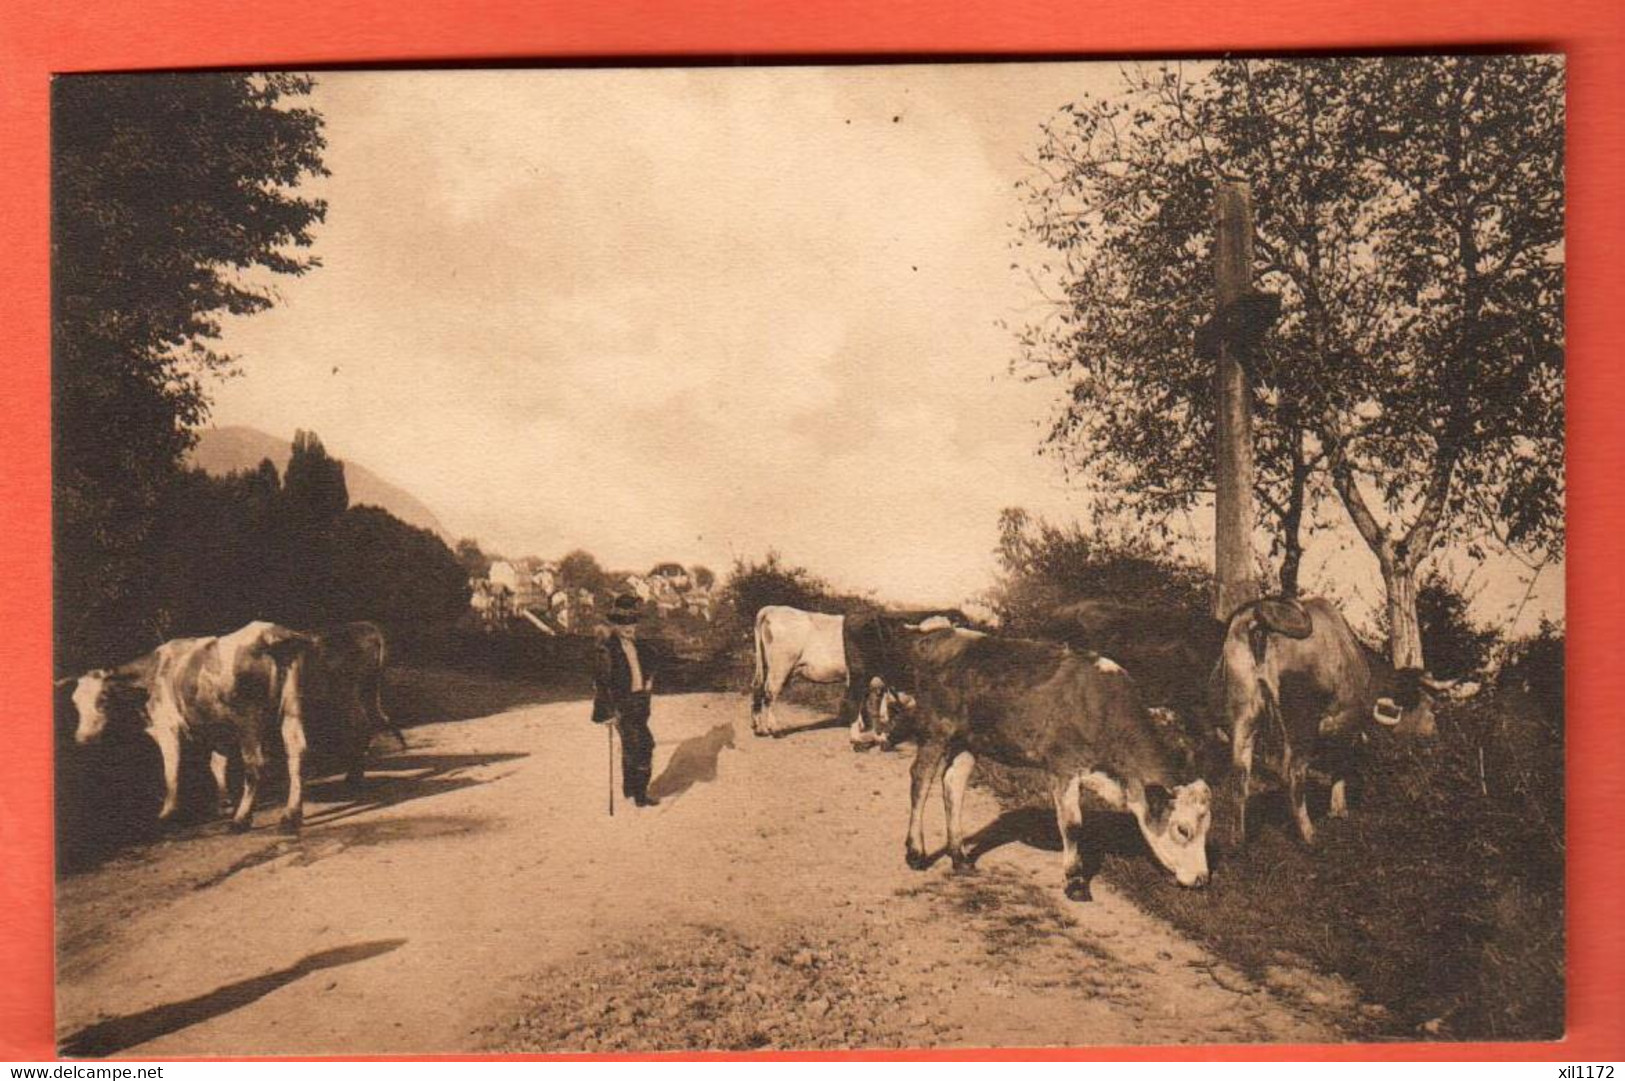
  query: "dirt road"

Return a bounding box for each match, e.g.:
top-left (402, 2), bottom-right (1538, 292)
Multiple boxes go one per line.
top-left (56, 691), bottom-right (1355, 1056)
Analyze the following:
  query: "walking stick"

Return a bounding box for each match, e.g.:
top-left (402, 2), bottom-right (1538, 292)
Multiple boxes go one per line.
top-left (607, 720), bottom-right (616, 817)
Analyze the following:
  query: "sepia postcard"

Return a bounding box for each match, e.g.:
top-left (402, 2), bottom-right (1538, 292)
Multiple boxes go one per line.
top-left (51, 58), bottom-right (1565, 1056)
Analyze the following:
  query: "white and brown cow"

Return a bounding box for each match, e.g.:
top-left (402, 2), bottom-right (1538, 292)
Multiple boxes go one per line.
top-left (863, 621), bottom-right (1213, 900)
top-left (60, 621), bottom-right (315, 832)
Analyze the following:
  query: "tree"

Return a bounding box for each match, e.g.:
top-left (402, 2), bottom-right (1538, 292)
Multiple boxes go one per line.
top-left (1016, 57), bottom-right (1563, 666)
top-left (557, 549), bottom-right (609, 595)
top-left (691, 565), bottom-right (717, 590)
top-left (992, 507), bottom-right (1210, 632)
top-left (455, 538), bottom-right (494, 579)
top-left (53, 73), bottom-right (327, 668)
top-left (284, 429), bottom-right (349, 525)
top-left (326, 507), bottom-right (471, 633)
top-left (719, 551), bottom-right (837, 624)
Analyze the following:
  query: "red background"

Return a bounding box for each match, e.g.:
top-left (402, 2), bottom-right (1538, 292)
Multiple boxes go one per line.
top-left (2, 0), bottom-right (1621, 1062)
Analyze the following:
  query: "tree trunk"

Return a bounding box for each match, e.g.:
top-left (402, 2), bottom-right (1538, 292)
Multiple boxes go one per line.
top-left (1383, 561), bottom-right (1425, 670)
top-left (1278, 425), bottom-right (1309, 596)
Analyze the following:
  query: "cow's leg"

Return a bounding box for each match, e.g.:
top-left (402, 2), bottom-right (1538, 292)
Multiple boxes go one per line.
top-left (942, 748), bottom-right (977, 871)
top-left (1328, 779), bottom-right (1349, 819)
top-left (751, 668), bottom-right (781, 738)
top-left (232, 730), bottom-right (264, 832)
top-left (905, 741), bottom-right (948, 870)
top-left (345, 695), bottom-right (369, 789)
top-left (1225, 683), bottom-right (1263, 851)
top-left (849, 712), bottom-right (882, 751)
top-left (149, 727), bottom-right (182, 823)
top-left (1052, 774), bottom-right (1090, 901)
top-left (210, 750), bottom-right (232, 817)
top-left (1322, 737), bottom-right (1358, 819)
top-left (282, 707), bottom-right (308, 834)
top-left (366, 670), bottom-right (406, 751)
top-left (750, 642), bottom-right (780, 737)
top-left (1282, 742), bottom-right (1315, 846)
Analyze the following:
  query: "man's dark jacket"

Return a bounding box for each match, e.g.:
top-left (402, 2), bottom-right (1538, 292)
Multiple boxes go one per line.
top-left (592, 626), bottom-right (656, 723)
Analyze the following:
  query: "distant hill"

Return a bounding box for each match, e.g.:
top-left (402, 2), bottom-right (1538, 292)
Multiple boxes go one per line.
top-left (189, 426), bottom-right (452, 541)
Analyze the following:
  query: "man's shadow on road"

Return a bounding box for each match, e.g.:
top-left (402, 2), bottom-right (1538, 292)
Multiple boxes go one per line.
top-left (58, 938), bottom-right (407, 1058)
top-left (648, 722), bottom-right (735, 802)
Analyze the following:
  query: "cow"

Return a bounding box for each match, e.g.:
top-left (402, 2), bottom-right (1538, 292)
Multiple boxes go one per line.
top-left (750, 606), bottom-right (849, 737)
top-left (751, 605), bottom-right (969, 741)
top-left (59, 621), bottom-right (315, 832)
top-left (861, 621), bottom-right (1213, 900)
top-left (296, 621), bottom-right (407, 788)
top-left (1038, 598), bottom-right (1229, 754)
top-left (1217, 595), bottom-right (1462, 848)
top-left (842, 609), bottom-right (972, 749)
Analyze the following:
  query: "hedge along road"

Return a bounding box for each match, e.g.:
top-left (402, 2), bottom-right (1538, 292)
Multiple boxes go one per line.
top-left (54, 687), bottom-right (1358, 1056)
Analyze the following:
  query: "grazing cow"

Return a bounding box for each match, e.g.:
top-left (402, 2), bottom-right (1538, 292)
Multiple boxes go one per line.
top-left (862, 622), bottom-right (1212, 899)
top-left (1217, 596), bottom-right (1461, 848)
top-left (297, 621), bottom-right (407, 788)
top-left (60, 621), bottom-right (314, 832)
top-left (750, 606), bottom-right (849, 737)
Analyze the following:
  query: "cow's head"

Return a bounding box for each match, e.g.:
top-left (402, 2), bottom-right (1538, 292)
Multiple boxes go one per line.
top-left (1371, 670), bottom-right (1471, 738)
top-left (859, 676), bottom-right (916, 747)
top-left (60, 670), bottom-right (149, 745)
top-left (1129, 778), bottom-right (1212, 889)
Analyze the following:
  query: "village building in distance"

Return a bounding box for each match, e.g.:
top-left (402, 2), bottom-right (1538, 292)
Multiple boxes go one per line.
top-left (468, 558), bottom-right (715, 634)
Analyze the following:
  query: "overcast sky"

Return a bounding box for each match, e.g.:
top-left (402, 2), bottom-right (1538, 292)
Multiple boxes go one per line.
top-left (210, 64), bottom-right (1562, 628)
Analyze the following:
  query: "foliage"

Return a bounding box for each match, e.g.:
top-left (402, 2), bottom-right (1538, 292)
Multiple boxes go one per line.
top-left (455, 538), bottom-right (495, 579)
top-left (691, 565), bottom-right (717, 590)
top-left (712, 551), bottom-right (875, 651)
top-left (990, 507), bottom-right (1211, 632)
top-left (326, 507), bottom-right (471, 641)
top-left (53, 73), bottom-right (327, 669)
top-left (1415, 572), bottom-right (1501, 679)
top-left (284, 429), bottom-right (349, 526)
top-left (558, 549), bottom-right (610, 595)
top-left (1016, 57), bottom-right (1565, 663)
top-left (61, 440), bottom-right (469, 670)
top-left (1497, 620), bottom-right (1565, 721)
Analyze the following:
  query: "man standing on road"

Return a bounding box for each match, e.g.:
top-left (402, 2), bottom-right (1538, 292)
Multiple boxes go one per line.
top-left (592, 594), bottom-right (660, 807)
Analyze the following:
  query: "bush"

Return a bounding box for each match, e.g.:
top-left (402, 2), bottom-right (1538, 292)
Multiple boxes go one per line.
top-left (711, 551), bottom-right (875, 656)
top-left (989, 507), bottom-right (1210, 633)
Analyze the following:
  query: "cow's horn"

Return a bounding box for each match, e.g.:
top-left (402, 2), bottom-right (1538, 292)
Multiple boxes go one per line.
top-left (1418, 673), bottom-right (1458, 692)
top-left (54, 676), bottom-right (74, 689)
top-left (1372, 698), bottom-right (1403, 726)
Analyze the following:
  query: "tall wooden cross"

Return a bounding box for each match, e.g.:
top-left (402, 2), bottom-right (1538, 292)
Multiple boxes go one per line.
top-left (1201, 181), bottom-right (1280, 621)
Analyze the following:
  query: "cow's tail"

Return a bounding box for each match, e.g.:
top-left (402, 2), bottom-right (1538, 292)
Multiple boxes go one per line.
top-left (1231, 610), bottom-right (1279, 729)
top-left (266, 631), bottom-right (317, 722)
top-left (265, 631), bottom-right (316, 672)
top-left (751, 609), bottom-right (770, 712)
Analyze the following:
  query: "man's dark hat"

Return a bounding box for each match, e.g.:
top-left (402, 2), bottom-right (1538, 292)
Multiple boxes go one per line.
top-left (607, 594), bottom-right (642, 625)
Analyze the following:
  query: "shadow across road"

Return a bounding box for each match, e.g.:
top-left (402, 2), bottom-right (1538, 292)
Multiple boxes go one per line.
top-left (301, 751), bottom-right (529, 829)
top-left (58, 939), bottom-right (407, 1058)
